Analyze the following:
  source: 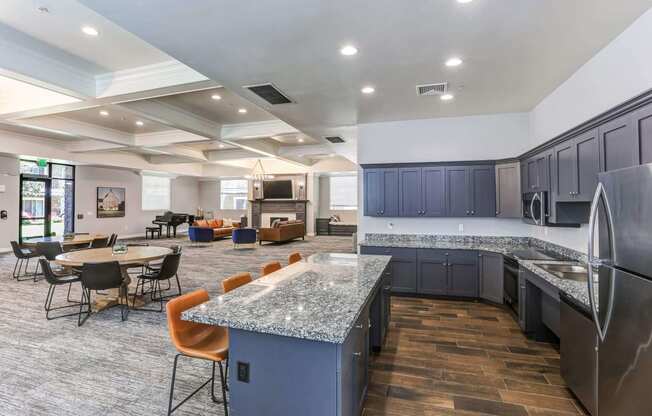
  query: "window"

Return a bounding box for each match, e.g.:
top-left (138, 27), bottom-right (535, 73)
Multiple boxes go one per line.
top-left (330, 175), bottom-right (358, 210)
top-left (142, 175), bottom-right (171, 211)
top-left (220, 179), bottom-right (248, 210)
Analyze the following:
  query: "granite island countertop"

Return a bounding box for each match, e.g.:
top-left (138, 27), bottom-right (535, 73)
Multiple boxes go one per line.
top-left (182, 253), bottom-right (391, 344)
top-left (359, 234), bottom-right (593, 309)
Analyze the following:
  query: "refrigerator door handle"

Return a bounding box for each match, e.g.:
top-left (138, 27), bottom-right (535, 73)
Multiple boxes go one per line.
top-left (530, 193), bottom-right (540, 226)
top-left (587, 182), bottom-right (616, 342)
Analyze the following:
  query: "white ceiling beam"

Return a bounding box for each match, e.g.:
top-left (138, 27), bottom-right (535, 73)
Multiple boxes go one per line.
top-left (96, 60), bottom-right (208, 98)
top-left (67, 140), bottom-right (129, 153)
top-left (134, 130), bottom-right (211, 147)
top-left (16, 116), bottom-right (134, 147)
top-left (220, 120), bottom-right (299, 140)
top-left (0, 23), bottom-right (97, 98)
top-left (145, 145), bottom-right (208, 162)
top-left (278, 144), bottom-right (334, 158)
top-left (205, 148), bottom-right (264, 162)
top-left (118, 99), bottom-right (221, 139)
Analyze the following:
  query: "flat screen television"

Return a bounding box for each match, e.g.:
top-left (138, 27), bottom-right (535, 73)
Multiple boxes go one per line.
top-left (263, 180), bottom-right (294, 199)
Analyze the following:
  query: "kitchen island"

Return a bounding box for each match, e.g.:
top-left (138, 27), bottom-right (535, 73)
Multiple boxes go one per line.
top-left (183, 253), bottom-right (391, 416)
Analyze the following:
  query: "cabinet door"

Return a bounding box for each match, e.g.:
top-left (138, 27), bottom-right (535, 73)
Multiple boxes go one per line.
top-left (535, 152), bottom-right (551, 192)
top-left (447, 251), bottom-right (479, 297)
top-left (553, 140), bottom-right (576, 202)
top-left (363, 169), bottom-right (382, 216)
top-left (422, 166), bottom-right (446, 217)
top-left (390, 259), bottom-right (417, 294)
top-left (469, 166), bottom-right (496, 217)
top-left (380, 169), bottom-right (399, 217)
top-left (479, 252), bottom-right (503, 304)
top-left (399, 167), bottom-right (422, 217)
top-left (599, 114), bottom-right (637, 172)
top-left (520, 162), bottom-right (528, 195)
top-left (518, 270), bottom-right (527, 331)
top-left (416, 249), bottom-right (447, 295)
top-left (575, 129), bottom-right (600, 201)
top-left (496, 162), bottom-right (520, 218)
top-left (446, 167), bottom-right (469, 217)
top-left (634, 102), bottom-right (652, 165)
top-left (527, 159), bottom-right (539, 191)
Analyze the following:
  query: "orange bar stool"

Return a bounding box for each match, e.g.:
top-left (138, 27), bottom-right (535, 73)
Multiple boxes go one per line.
top-left (261, 261), bottom-right (282, 276)
top-left (222, 272), bottom-right (253, 293)
top-left (166, 289), bottom-right (228, 415)
top-left (288, 252), bottom-right (302, 265)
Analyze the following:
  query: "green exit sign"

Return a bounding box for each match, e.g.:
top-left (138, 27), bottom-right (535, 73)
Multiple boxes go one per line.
top-left (37, 159), bottom-right (48, 167)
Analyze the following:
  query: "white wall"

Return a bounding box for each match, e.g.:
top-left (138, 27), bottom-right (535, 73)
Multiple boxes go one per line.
top-left (358, 113), bottom-right (530, 164)
top-left (318, 175), bottom-right (357, 223)
top-left (0, 155), bottom-right (19, 252)
top-left (530, 7), bottom-right (652, 146)
top-left (198, 180), bottom-right (247, 222)
top-left (75, 166), bottom-right (199, 237)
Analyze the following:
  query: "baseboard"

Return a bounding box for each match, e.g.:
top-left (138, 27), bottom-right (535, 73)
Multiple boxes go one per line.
top-left (0, 248), bottom-right (10, 254)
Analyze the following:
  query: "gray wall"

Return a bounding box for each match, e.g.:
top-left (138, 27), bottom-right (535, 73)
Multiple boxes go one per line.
top-left (75, 166), bottom-right (199, 237)
top-left (318, 176), bottom-right (357, 223)
top-left (198, 180), bottom-right (247, 222)
top-left (0, 155), bottom-right (19, 252)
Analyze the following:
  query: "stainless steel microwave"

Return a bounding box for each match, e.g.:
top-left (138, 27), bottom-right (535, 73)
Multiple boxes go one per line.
top-left (523, 191), bottom-right (548, 226)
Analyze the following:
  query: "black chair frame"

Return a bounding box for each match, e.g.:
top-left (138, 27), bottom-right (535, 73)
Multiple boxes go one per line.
top-left (132, 253), bottom-right (182, 312)
top-left (40, 259), bottom-right (81, 320)
top-left (77, 261), bottom-right (130, 327)
top-left (167, 354), bottom-right (228, 415)
top-left (11, 241), bottom-right (41, 282)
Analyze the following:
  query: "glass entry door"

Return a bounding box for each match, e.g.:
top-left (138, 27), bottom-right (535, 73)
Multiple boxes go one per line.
top-left (20, 177), bottom-right (50, 240)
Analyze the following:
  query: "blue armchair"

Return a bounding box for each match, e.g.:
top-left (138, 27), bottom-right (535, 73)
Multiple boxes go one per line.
top-left (188, 226), bottom-right (214, 244)
top-left (232, 228), bottom-right (257, 248)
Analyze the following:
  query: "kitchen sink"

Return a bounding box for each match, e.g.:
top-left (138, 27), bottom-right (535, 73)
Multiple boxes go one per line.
top-left (534, 263), bottom-right (590, 282)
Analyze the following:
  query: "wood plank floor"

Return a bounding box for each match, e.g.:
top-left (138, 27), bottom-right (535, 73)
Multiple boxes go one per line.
top-left (363, 297), bottom-right (587, 416)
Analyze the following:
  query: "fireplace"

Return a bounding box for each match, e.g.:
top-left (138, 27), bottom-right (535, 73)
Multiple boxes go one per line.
top-left (270, 216), bottom-right (288, 225)
top-left (250, 200), bottom-right (307, 235)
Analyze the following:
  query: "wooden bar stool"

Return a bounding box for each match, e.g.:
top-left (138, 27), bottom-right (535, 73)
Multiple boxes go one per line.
top-left (166, 289), bottom-right (228, 415)
top-left (261, 261), bottom-right (282, 276)
top-left (288, 252), bottom-right (302, 265)
top-left (222, 272), bottom-right (252, 293)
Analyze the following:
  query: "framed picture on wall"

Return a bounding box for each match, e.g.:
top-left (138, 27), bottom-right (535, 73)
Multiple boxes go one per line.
top-left (97, 187), bottom-right (126, 218)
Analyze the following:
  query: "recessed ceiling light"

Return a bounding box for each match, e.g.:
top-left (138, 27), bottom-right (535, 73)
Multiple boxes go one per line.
top-left (445, 57), bottom-right (463, 67)
top-left (361, 86), bottom-right (375, 94)
top-left (81, 26), bottom-right (99, 36)
top-left (99, 110), bottom-right (109, 117)
top-left (218, 143), bottom-right (225, 148)
top-left (340, 45), bottom-right (358, 56)
top-left (135, 120), bottom-right (144, 126)
top-left (457, 0), bottom-right (473, 3)
top-left (298, 138), bottom-right (305, 143)
top-left (238, 108), bottom-right (247, 114)
top-left (211, 94), bottom-right (222, 100)
top-left (440, 94), bottom-right (454, 101)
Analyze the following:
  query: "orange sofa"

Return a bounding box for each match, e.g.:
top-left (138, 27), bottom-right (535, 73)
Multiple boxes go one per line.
top-left (192, 219), bottom-right (239, 240)
top-left (258, 220), bottom-right (305, 245)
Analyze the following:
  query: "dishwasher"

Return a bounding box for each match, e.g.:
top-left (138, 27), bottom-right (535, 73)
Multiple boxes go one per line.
top-left (560, 292), bottom-right (597, 416)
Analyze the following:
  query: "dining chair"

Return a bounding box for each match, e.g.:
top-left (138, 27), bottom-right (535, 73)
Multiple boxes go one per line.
top-left (261, 261), bottom-right (282, 276)
top-left (166, 289), bottom-right (228, 415)
top-left (40, 259), bottom-right (81, 320)
top-left (90, 237), bottom-right (109, 249)
top-left (37, 241), bottom-right (77, 301)
top-left (78, 261), bottom-right (129, 326)
top-left (132, 253), bottom-right (182, 312)
top-left (221, 272), bottom-right (252, 293)
top-left (146, 245), bottom-right (182, 290)
top-left (10, 241), bottom-right (41, 281)
top-left (288, 252), bottom-right (302, 265)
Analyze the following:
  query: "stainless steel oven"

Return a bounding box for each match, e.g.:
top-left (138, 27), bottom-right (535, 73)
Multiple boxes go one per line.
top-left (503, 256), bottom-right (520, 315)
top-left (522, 191), bottom-right (548, 226)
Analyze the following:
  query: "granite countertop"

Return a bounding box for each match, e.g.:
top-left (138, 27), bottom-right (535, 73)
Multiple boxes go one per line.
top-left (359, 234), bottom-right (593, 309)
top-left (182, 253), bottom-right (391, 344)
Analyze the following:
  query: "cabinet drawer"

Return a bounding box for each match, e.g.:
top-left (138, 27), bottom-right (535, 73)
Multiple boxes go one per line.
top-left (361, 246), bottom-right (416, 261)
top-left (448, 250), bottom-right (479, 265)
top-left (417, 248), bottom-right (447, 261)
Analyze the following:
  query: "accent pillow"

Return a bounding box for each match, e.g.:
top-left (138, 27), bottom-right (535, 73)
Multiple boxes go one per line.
top-left (195, 220), bottom-right (209, 228)
top-left (208, 219), bottom-right (219, 228)
top-left (223, 218), bottom-right (232, 227)
top-left (271, 219), bottom-right (281, 228)
top-left (215, 219), bottom-right (224, 228)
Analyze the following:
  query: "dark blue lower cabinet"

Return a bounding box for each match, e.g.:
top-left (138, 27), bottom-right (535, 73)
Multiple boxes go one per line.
top-left (447, 251), bottom-right (479, 297)
top-left (417, 249), bottom-right (448, 295)
top-left (370, 269), bottom-right (391, 351)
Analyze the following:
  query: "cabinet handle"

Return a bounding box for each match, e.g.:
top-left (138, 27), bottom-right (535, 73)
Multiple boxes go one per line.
top-left (380, 210), bottom-right (384, 214)
top-left (355, 324), bottom-right (363, 329)
top-left (466, 210), bottom-right (470, 215)
top-left (471, 210), bottom-right (475, 215)
top-left (478, 254), bottom-right (482, 257)
top-left (353, 352), bottom-right (362, 358)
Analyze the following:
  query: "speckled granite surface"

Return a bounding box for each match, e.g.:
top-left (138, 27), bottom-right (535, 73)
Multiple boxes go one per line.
top-left (359, 233), bottom-right (593, 308)
top-left (183, 253), bottom-right (391, 344)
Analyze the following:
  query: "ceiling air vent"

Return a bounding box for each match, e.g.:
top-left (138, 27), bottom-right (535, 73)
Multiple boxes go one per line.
top-left (416, 82), bottom-right (448, 97)
top-left (244, 83), bottom-right (293, 105)
top-left (325, 136), bottom-right (345, 144)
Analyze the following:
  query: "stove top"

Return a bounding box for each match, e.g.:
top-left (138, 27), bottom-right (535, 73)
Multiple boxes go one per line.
top-left (507, 248), bottom-right (573, 262)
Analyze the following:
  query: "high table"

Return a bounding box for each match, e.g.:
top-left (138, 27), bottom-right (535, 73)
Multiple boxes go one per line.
top-left (23, 234), bottom-right (109, 249)
top-left (55, 246), bottom-right (172, 310)
top-left (183, 253), bottom-right (391, 416)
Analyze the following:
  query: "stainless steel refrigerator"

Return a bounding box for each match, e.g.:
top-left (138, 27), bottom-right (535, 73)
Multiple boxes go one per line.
top-left (588, 163), bottom-right (652, 415)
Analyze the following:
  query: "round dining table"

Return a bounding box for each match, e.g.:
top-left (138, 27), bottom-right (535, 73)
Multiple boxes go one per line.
top-left (54, 246), bottom-right (173, 311)
top-left (23, 234), bottom-right (108, 248)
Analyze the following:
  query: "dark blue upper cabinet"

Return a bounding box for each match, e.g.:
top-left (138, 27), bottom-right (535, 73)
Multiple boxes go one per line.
top-left (599, 114), bottom-right (637, 172)
top-left (634, 102), bottom-right (652, 165)
top-left (468, 166), bottom-right (496, 217)
top-left (363, 168), bottom-right (398, 217)
top-left (446, 166), bottom-right (469, 217)
top-left (399, 167), bottom-right (422, 216)
top-left (422, 167), bottom-right (446, 217)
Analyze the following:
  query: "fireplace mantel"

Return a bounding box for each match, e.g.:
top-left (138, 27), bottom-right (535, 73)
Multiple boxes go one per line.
top-left (250, 199), bottom-right (307, 234)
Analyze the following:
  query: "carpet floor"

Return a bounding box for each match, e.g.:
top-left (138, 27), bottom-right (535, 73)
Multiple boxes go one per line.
top-left (0, 235), bottom-right (354, 415)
